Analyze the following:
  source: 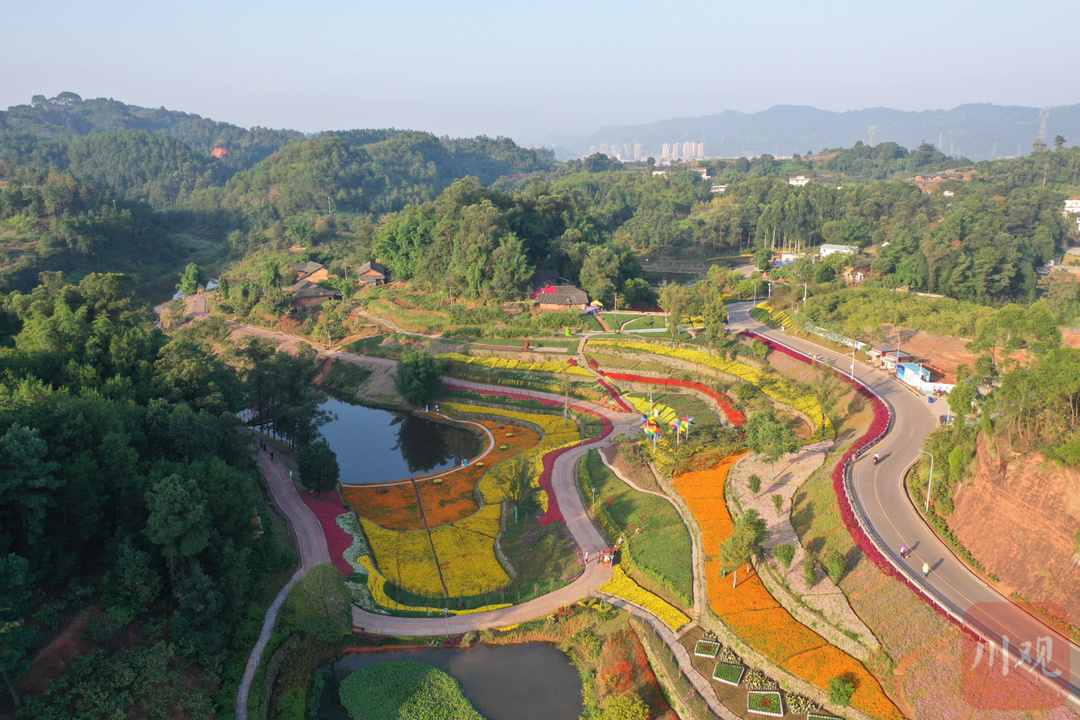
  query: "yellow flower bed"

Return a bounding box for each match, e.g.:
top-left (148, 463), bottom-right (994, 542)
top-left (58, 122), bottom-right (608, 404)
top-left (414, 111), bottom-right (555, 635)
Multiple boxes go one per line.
top-left (357, 556), bottom-right (512, 616)
top-left (430, 504), bottom-right (511, 596)
top-left (360, 517), bottom-right (445, 597)
top-left (626, 395), bottom-right (677, 425)
top-left (438, 352), bottom-right (593, 377)
top-left (600, 566), bottom-right (690, 633)
top-left (590, 340), bottom-right (834, 439)
top-left (443, 402), bottom-right (579, 506)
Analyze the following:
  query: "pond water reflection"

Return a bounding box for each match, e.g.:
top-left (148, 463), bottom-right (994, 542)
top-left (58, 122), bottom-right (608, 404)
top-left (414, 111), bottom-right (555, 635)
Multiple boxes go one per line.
top-left (319, 643), bottom-right (584, 720)
top-left (318, 398), bottom-right (483, 484)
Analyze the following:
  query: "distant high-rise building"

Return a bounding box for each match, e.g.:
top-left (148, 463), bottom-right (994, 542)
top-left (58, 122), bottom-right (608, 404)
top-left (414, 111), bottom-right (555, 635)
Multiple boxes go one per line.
top-left (633, 142), bottom-right (643, 161)
top-left (662, 143), bottom-right (671, 159)
top-left (696, 142), bottom-right (705, 158)
top-left (623, 143), bottom-right (632, 159)
top-left (683, 141), bottom-right (694, 158)
top-left (588, 146), bottom-right (597, 156)
top-left (600, 143), bottom-right (609, 155)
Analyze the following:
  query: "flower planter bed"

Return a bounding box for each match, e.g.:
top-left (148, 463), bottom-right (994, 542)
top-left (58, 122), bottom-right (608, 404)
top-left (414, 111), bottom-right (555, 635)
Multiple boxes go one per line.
top-left (590, 339), bottom-right (825, 435)
top-left (807, 713), bottom-right (842, 720)
top-left (603, 371), bottom-right (745, 426)
top-left (746, 690), bottom-right (784, 717)
top-left (694, 640), bottom-right (720, 658)
top-left (711, 661), bottom-right (746, 686)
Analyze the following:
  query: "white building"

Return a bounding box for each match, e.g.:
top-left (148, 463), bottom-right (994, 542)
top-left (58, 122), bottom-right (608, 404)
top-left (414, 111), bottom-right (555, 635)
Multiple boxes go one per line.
top-left (788, 176), bottom-right (810, 187)
top-left (819, 244), bottom-right (858, 258)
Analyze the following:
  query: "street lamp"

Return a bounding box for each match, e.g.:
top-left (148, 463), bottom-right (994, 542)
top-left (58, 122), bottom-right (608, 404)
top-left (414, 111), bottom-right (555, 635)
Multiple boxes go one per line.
top-left (920, 450), bottom-right (935, 513)
top-left (799, 282), bottom-right (808, 302)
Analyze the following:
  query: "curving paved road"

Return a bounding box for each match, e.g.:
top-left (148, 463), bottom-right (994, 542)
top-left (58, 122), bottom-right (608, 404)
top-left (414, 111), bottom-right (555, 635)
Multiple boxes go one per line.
top-left (727, 302), bottom-right (1080, 709)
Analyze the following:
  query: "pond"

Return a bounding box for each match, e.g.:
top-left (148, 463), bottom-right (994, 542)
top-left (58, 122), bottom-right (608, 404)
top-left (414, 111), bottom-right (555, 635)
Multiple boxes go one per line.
top-left (318, 398), bottom-right (484, 484)
top-left (319, 643), bottom-right (584, 720)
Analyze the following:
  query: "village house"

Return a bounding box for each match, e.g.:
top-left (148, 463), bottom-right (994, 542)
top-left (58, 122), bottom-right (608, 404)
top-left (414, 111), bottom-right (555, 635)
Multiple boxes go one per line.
top-left (867, 347), bottom-right (913, 372)
top-left (289, 261), bottom-right (330, 284)
top-left (283, 279), bottom-right (342, 308)
top-left (788, 176), bottom-right (810, 187)
top-left (356, 260), bottom-right (388, 286)
top-left (532, 285), bottom-right (590, 311)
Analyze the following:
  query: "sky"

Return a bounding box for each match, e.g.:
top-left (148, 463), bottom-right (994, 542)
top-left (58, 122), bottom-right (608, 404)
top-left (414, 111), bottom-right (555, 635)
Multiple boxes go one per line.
top-left (3, 0), bottom-right (1077, 144)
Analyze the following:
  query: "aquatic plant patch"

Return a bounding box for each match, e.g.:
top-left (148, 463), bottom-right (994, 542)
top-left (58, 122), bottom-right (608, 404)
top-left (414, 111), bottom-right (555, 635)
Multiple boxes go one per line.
top-left (338, 659), bottom-right (484, 720)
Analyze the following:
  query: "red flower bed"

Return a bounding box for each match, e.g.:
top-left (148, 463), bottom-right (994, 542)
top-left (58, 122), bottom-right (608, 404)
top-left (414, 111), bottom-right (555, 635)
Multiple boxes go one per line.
top-left (298, 490), bottom-right (355, 576)
top-left (603, 372), bottom-right (745, 426)
top-left (595, 375), bottom-right (634, 412)
top-left (444, 384), bottom-right (615, 525)
top-left (744, 333), bottom-right (972, 634)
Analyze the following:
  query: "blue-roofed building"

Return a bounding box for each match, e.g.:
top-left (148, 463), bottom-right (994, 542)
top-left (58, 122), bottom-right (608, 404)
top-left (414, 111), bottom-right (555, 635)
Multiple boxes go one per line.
top-left (897, 362), bottom-right (931, 387)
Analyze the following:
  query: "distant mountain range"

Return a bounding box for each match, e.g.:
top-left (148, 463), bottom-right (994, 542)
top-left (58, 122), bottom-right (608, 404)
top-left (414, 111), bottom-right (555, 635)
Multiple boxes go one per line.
top-left (532, 103), bottom-right (1080, 162)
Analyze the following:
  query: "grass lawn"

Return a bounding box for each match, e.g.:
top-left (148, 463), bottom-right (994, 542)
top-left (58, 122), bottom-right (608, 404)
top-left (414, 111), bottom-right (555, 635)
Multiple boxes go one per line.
top-left (580, 313), bottom-right (603, 331)
top-left (622, 314), bottom-right (667, 331)
top-left (583, 450), bottom-right (693, 607)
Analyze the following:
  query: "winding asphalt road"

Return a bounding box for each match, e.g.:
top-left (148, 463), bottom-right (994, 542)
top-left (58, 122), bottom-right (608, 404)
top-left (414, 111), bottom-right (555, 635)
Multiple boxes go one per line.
top-left (727, 302), bottom-right (1080, 710)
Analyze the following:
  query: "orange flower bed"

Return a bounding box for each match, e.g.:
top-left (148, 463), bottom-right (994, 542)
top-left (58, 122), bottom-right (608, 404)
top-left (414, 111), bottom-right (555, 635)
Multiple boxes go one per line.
top-left (418, 425), bottom-right (540, 527)
top-left (675, 455), bottom-right (904, 720)
top-left (341, 421), bottom-right (542, 530)
top-left (341, 482), bottom-right (424, 530)
top-left (725, 607), bottom-right (825, 662)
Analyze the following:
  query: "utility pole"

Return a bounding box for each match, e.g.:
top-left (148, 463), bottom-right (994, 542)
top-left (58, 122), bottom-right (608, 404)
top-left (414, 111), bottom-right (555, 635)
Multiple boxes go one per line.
top-left (921, 450), bottom-right (935, 513)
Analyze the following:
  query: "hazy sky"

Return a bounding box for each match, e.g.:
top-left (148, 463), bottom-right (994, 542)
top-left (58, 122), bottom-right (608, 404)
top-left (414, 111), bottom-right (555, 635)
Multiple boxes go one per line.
top-left (3, 0), bottom-right (1076, 143)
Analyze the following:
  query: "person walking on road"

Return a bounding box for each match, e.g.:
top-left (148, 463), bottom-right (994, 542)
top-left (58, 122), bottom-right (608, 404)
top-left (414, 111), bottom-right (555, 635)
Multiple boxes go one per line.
top-left (922, 562), bottom-right (930, 577)
top-left (900, 544), bottom-right (907, 559)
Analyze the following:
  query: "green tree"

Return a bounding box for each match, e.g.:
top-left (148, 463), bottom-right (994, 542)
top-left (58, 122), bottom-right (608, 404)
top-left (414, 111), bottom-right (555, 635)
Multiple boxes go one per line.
top-left (144, 473), bottom-right (211, 574)
top-left (102, 538), bottom-right (162, 625)
top-left (298, 440), bottom-right (340, 494)
top-left (719, 508), bottom-right (767, 587)
top-left (829, 675), bottom-right (857, 706)
top-left (0, 554), bottom-right (37, 709)
top-left (176, 263), bottom-right (205, 296)
top-left (489, 234), bottom-right (533, 301)
top-left (579, 246), bottom-right (620, 305)
top-left (393, 350), bottom-right (447, 406)
top-left (285, 563), bottom-right (351, 645)
top-left (743, 411), bottom-right (798, 482)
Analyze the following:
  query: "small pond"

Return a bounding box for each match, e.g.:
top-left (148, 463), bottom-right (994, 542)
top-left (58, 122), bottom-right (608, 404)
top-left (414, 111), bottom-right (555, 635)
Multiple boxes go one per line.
top-left (319, 643), bottom-right (583, 720)
top-left (319, 398), bottom-right (484, 484)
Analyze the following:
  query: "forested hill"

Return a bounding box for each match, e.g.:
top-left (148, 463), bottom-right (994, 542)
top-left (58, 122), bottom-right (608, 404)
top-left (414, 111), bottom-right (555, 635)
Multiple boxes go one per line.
top-left (0, 92), bottom-right (304, 173)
